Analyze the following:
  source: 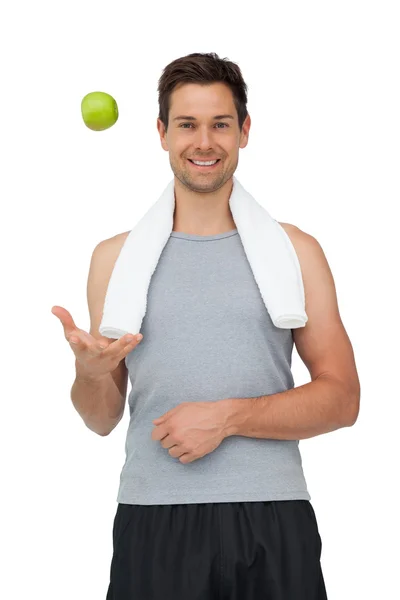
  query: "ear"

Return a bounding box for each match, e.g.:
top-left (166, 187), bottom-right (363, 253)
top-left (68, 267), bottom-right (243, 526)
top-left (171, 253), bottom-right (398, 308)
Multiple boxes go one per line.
top-left (239, 113), bottom-right (251, 149)
top-left (157, 118), bottom-right (169, 151)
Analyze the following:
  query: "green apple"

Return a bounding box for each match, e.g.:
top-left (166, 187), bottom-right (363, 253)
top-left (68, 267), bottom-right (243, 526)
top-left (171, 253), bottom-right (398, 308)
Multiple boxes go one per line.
top-left (81, 91), bottom-right (119, 131)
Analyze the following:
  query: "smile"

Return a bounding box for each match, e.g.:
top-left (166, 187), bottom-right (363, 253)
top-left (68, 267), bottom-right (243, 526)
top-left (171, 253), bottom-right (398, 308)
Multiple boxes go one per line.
top-left (188, 159), bottom-right (221, 170)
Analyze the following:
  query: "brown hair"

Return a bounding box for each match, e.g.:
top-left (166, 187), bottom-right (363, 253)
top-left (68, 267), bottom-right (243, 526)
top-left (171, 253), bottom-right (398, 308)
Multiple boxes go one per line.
top-left (157, 52), bottom-right (248, 132)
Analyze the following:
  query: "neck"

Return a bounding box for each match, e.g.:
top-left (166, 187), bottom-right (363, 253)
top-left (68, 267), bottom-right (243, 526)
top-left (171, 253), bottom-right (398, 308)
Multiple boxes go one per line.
top-left (172, 176), bottom-right (236, 236)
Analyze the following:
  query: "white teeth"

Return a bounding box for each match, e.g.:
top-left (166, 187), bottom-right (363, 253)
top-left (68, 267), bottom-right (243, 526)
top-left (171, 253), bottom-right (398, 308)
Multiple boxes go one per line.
top-left (192, 160), bottom-right (218, 166)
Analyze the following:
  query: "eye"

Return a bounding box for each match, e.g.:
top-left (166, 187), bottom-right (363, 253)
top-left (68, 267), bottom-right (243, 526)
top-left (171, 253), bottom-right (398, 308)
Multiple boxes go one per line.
top-left (179, 122), bottom-right (229, 129)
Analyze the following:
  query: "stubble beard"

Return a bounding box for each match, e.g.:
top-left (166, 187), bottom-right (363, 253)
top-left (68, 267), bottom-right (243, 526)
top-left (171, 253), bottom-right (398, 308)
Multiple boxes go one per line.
top-left (170, 156), bottom-right (235, 194)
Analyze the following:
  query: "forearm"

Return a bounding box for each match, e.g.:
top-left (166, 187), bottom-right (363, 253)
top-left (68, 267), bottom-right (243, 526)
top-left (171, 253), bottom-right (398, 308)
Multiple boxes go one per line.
top-left (221, 374), bottom-right (359, 441)
top-left (70, 361), bottom-right (124, 436)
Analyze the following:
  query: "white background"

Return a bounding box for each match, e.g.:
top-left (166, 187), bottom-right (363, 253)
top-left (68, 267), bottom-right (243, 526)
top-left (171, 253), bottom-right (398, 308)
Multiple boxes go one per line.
top-left (1, 1), bottom-right (399, 598)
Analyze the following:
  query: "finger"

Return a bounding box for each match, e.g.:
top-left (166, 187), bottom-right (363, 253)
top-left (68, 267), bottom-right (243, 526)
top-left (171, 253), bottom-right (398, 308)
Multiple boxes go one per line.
top-left (108, 333), bottom-right (143, 361)
top-left (67, 332), bottom-right (124, 358)
top-left (80, 337), bottom-right (110, 357)
top-left (67, 334), bottom-right (83, 351)
top-left (151, 425), bottom-right (167, 441)
top-left (68, 336), bottom-right (106, 361)
top-left (179, 455), bottom-right (192, 464)
top-left (52, 306), bottom-right (79, 337)
top-left (154, 407), bottom-right (174, 423)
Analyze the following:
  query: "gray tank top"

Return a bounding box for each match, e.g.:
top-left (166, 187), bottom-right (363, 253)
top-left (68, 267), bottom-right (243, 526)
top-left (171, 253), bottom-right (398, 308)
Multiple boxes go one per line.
top-left (117, 228), bottom-right (310, 505)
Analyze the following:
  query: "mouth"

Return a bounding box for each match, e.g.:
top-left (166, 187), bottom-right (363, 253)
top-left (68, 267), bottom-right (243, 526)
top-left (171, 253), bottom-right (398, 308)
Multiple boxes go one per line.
top-left (188, 159), bottom-right (221, 171)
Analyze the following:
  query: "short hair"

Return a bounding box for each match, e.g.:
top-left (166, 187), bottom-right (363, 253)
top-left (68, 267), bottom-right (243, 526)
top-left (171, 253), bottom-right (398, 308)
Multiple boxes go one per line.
top-left (157, 52), bottom-right (249, 132)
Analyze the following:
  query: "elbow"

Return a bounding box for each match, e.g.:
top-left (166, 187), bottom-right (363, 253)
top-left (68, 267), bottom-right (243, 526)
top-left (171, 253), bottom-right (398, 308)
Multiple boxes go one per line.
top-left (343, 387), bottom-right (361, 427)
top-left (84, 420), bottom-right (112, 437)
top-left (326, 373), bottom-right (360, 428)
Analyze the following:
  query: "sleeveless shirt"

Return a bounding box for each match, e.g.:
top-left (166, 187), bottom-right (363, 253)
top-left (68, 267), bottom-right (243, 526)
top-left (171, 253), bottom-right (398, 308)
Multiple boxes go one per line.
top-left (116, 228), bottom-right (310, 505)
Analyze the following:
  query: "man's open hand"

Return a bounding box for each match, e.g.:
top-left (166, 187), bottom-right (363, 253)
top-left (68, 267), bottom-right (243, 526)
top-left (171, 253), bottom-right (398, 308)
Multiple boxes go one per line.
top-left (151, 401), bottom-right (231, 464)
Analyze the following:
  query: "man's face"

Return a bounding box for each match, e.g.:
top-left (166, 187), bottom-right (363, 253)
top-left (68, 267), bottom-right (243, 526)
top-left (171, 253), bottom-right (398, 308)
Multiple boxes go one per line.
top-left (157, 82), bottom-right (250, 193)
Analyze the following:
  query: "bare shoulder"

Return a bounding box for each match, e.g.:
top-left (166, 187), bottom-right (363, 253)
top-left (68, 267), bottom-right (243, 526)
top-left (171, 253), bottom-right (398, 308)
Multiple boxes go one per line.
top-left (89, 228), bottom-right (131, 281)
top-left (277, 222), bottom-right (325, 274)
top-left (97, 230), bottom-right (131, 254)
top-left (277, 221), bottom-right (340, 331)
top-left (278, 221), bottom-right (360, 408)
top-left (91, 230), bottom-right (131, 274)
top-left (87, 230), bottom-right (131, 339)
top-left (277, 221), bottom-right (326, 267)
top-left (276, 221), bottom-right (300, 236)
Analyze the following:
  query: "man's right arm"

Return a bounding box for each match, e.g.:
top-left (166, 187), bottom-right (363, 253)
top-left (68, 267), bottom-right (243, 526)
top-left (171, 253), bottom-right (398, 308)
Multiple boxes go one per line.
top-left (70, 233), bottom-right (130, 436)
top-left (71, 360), bottom-right (127, 436)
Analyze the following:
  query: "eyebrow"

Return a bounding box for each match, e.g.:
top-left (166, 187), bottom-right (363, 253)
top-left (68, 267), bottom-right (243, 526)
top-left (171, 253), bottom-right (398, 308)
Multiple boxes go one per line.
top-left (173, 114), bottom-right (235, 121)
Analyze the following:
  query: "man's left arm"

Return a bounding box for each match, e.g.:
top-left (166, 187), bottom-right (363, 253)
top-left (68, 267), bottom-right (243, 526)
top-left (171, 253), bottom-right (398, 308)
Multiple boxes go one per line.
top-left (219, 224), bottom-right (361, 441)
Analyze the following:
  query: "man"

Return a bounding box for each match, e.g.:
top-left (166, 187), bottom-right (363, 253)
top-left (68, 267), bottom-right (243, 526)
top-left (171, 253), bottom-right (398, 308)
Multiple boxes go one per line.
top-left (53, 52), bottom-right (360, 599)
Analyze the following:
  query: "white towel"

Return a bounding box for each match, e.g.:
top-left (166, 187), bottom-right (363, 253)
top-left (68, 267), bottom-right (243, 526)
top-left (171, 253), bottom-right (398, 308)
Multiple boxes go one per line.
top-left (99, 176), bottom-right (308, 339)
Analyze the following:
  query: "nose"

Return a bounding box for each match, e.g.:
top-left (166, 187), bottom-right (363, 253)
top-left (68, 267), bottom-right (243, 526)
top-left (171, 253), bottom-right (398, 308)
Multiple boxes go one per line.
top-left (194, 125), bottom-right (214, 151)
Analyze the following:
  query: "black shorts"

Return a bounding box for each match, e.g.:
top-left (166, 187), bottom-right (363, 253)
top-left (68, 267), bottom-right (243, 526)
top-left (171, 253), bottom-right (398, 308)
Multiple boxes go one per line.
top-left (106, 499), bottom-right (327, 599)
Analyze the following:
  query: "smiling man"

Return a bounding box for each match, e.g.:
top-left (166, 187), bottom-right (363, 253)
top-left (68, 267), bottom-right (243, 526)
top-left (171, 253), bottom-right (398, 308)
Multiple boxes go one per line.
top-left (77, 52), bottom-right (359, 599)
top-left (158, 79), bottom-right (248, 235)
